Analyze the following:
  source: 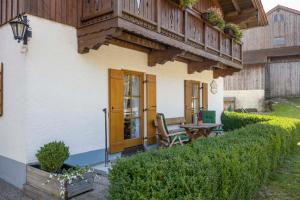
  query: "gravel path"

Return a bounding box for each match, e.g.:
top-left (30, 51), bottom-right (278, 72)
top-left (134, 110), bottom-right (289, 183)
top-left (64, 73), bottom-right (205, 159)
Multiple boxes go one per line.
top-left (0, 179), bottom-right (30, 200)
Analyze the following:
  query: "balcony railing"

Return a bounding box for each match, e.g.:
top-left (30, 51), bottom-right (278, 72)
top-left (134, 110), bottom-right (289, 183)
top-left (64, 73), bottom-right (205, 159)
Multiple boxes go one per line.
top-left (79, 0), bottom-right (242, 65)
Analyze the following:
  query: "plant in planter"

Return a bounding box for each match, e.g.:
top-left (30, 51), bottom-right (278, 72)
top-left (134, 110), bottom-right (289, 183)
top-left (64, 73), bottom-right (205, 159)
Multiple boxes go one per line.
top-left (224, 23), bottom-right (243, 42)
top-left (36, 141), bottom-right (70, 173)
top-left (170, 0), bottom-right (198, 8)
top-left (24, 141), bottom-right (95, 200)
top-left (202, 7), bottom-right (225, 29)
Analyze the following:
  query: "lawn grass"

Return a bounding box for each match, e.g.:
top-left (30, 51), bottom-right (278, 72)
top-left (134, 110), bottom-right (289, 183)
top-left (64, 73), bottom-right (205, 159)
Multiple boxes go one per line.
top-left (270, 103), bottom-right (300, 120)
top-left (286, 97), bottom-right (300, 106)
top-left (257, 99), bottom-right (300, 200)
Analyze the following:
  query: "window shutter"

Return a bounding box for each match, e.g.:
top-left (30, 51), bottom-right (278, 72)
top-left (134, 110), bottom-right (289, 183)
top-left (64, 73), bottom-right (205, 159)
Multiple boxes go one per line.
top-left (146, 74), bottom-right (157, 145)
top-left (202, 83), bottom-right (208, 110)
top-left (0, 63), bottom-right (3, 116)
top-left (184, 80), bottom-right (193, 124)
top-left (109, 69), bottom-right (124, 153)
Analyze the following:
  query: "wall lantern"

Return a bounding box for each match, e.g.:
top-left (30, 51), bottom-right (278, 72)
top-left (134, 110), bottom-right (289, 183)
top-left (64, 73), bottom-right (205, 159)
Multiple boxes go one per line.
top-left (9, 15), bottom-right (32, 45)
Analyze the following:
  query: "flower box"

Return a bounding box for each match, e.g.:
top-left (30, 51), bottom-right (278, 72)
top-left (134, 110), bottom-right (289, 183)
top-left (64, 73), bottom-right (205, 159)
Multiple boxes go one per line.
top-left (224, 27), bottom-right (235, 37)
top-left (24, 164), bottom-right (94, 200)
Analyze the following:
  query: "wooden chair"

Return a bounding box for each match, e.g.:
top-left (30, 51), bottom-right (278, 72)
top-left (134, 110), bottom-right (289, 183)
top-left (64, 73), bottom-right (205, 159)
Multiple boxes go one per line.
top-left (155, 113), bottom-right (190, 147)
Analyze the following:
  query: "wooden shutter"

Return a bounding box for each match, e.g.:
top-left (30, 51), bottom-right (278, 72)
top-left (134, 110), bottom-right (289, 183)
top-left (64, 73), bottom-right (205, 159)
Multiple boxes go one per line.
top-left (0, 63), bottom-right (3, 116)
top-left (202, 83), bottom-right (208, 110)
top-left (109, 69), bottom-right (124, 153)
top-left (184, 80), bottom-right (193, 124)
top-left (146, 74), bottom-right (157, 145)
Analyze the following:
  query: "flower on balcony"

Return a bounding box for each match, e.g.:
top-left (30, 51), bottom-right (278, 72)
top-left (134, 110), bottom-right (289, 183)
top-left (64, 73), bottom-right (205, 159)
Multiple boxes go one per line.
top-left (202, 7), bottom-right (225, 29)
top-left (179, 0), bottom-right (198, 8)
top-left (224, 23), bottom-right (243, 42)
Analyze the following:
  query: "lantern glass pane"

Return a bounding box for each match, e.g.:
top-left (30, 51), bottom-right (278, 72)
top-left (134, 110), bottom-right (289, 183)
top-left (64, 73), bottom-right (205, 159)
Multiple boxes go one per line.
top-left (17, 23), bottom-right (26, 38)
top-left (11, 23), bottom-right (18, 38)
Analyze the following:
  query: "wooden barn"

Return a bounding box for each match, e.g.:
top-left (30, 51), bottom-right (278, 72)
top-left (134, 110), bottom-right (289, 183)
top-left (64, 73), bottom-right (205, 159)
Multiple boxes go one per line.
top-left (224, 5), bottom-right (300, 111)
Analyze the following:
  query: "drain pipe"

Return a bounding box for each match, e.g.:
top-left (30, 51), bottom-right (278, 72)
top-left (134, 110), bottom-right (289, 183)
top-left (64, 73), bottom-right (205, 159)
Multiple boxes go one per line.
top-left (103, 108), bottom-right (109, 167)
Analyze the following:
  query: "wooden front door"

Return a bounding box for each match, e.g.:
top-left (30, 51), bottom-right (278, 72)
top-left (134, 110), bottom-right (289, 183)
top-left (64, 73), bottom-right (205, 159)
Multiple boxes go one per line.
top-left (109, 69), bottom-right (144, 153)
top-left (184, 80), bottom-right (208, 124)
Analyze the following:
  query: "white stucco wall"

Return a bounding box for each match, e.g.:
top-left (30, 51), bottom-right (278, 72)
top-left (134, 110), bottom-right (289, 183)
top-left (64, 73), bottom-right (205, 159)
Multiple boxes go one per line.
top-left (0, 16), bottom-right (224, 164)
top-left (224, 90), bottom-right (265, 111)
top-left (0, 24), bottom-right (27, 163)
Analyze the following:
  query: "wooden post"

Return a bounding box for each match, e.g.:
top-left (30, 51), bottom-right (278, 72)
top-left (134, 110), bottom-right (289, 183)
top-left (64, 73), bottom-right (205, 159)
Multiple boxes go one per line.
top-left (184, 9), bottom-right (188, 42)
top-left (204, 23), bottom-right (207, 50)
top-left (219, 32), bottom-right (222, 56)
top-left (114, 0), bottom-right (122, 17)
top-left (265, 59), bottom-right (271, 99)
top-left (231, 38), bottom-right (234, 61)
top-left (157, 0), bottom-right (161, 33)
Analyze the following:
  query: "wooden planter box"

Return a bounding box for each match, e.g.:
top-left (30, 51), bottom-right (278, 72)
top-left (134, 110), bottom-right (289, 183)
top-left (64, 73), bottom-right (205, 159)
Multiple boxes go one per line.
top-left (24, 164), bottom-right (94, 200)
top-left (224, 28), bottom-right (235, 38)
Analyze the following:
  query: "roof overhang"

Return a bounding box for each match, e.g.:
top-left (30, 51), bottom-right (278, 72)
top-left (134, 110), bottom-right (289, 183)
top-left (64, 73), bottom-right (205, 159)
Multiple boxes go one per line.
top-left (244, 46), bottom-right (300, 64)
top-left (218, 0), bottom-right (268, 29)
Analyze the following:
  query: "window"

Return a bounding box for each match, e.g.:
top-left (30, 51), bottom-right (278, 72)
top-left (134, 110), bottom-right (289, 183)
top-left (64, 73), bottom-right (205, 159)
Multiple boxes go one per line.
top-left (274, 14), bottom-right (284, 22)
top-left (0, 63), bottom-right (3, 116)
top-left (274, 37), bottom-right (285, 46)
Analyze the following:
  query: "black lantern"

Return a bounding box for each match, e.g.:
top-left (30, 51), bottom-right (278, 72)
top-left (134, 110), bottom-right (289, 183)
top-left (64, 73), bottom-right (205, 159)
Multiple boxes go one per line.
top-left (9, 15), bottom-right (32, 45)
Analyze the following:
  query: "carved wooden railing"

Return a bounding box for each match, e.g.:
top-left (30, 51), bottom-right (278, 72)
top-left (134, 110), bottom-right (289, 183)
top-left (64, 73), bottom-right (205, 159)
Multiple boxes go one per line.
top-left (79, 0), bottom-right (242, 63)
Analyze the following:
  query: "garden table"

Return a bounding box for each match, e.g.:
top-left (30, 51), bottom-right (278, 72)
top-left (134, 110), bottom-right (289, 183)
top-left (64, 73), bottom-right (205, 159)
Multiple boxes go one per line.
top-left (180, 123), bottom-right (222, 140)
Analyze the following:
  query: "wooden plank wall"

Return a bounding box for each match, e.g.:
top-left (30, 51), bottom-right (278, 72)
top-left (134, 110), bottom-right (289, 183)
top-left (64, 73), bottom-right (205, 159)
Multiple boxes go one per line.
top-left (269, 62), bottom-right (300, 97)
top-left (224, 64), bottom-right (265, 90)
top-left (0, 0), bottom-right (221, 27)
top-left (0, 0), bottom-right (78, 27)
top-left (25, 0), bottom-right (78, 27)
top-left (0, 0), bottom-right (25, 25)
top-left (242, 8), bottom-right (300, 51)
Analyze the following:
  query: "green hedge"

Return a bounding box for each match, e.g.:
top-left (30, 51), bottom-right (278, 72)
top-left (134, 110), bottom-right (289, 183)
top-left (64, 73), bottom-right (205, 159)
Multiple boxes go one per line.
top-left (108, 112), bottom-right (300, 200)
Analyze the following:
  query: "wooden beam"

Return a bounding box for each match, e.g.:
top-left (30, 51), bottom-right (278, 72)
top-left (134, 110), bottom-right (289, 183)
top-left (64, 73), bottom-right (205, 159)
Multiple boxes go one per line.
top-left (148, 48), bottom-right (185, 67)
top-left (213, 68), bottom-right (240, 79)
top-left (110, 39), bottom-right (150, 53)
top-left (226, 9), bottom-right (258, 24)
top-left (232, 0), bottom-right (241, 13)
top-left (188, 60), bottom-right (218, 74)
top-left (117, 32), bottom-right (166, 50)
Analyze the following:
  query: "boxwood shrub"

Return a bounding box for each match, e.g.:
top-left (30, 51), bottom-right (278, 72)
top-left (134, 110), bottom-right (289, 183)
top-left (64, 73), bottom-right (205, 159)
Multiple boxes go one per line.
top-left (108, 112), bottom-right (300, 200)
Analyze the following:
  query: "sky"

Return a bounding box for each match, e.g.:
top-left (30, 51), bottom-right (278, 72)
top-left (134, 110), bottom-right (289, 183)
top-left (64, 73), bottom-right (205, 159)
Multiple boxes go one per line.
top-left (262, 0), bottom-right (300, 12)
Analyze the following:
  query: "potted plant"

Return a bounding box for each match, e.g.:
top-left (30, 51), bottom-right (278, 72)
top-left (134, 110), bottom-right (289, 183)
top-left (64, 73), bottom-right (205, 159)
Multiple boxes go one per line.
top-left (24, 141), bottom-right (95, 200)
top-left (201, 7), bottom-right (225, 29)
top-left (169, 0), bottom-right (198, 9)
top-left (224, 23), bottom-right (243, 42)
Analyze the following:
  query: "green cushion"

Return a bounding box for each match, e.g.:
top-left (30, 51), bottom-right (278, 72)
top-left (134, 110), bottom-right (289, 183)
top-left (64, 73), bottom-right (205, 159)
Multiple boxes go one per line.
top-left (202, 111), bottom-right (216, 123)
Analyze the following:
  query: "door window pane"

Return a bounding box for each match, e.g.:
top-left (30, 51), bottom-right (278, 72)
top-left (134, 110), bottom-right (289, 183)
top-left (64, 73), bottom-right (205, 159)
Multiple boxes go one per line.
top-left (131, 118), bottom-right (140, 139)
top-left (132, 76), bottom-right (140, 96)
top-left (131, 97), bottom-right (140, 117)
top-left (124, 75), bottom-right (130, 97)
top-left (193, 84), bottom-right (198, 97)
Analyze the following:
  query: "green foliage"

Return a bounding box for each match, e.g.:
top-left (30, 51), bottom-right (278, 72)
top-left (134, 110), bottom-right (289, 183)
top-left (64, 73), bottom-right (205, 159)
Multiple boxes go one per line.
top-left (36, 141), bottom-right (70, 173)
top-left (179, 0), bottom-right (198, 8)
top-left (206, 7), bottom-right (225, 29)
top-left (108, 112), bottom-right (300, 200)
top-left (224, 23), bottom-right (243, 42)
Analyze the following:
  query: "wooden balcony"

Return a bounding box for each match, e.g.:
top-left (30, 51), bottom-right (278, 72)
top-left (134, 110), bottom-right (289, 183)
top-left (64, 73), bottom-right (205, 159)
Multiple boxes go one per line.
top-left (77, 0), bottom-right (243, 75)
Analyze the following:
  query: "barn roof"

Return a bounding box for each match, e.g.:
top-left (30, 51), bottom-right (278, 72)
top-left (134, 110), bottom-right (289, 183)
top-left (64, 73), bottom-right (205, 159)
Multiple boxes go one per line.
top-left (267, 5), bottom-right (300, 16)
